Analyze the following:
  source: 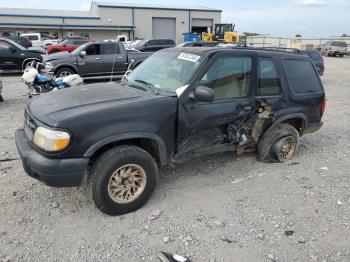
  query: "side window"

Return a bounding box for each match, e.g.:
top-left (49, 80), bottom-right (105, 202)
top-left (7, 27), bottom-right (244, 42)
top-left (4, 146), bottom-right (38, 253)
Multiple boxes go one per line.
top-left (200, 56), bottom-right (252, 100)
top-left (257, 57), bottom-right (281, 96)
top-left (85, 44), bottom-right (101, 55)
top-left (101, 43), bottom-right (120, 55)
top-left (147, 40), bottom-right (156, 46)
top-left (284, 59), bottom-right (322, 94)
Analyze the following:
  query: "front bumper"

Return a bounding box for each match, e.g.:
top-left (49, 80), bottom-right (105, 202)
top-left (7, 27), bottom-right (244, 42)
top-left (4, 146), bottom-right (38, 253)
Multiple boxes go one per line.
top-left (15, 129), bottom-right (88, 187)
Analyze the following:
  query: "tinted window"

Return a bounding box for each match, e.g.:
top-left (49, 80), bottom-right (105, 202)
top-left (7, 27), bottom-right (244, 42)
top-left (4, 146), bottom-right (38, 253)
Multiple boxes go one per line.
top-left (284, 59), bottom-right (322, 94)
top-left (85, 44), bottom-right (101, 55)
top-left (0, 43), bottom-right (10, 52)
top-left (257, 57), bottom-right (281, 96)
top-left (200, 56), bottom-right (252, 100)
top-left (165, 40), bottom-right (175, 45)
top-left (146, 40), bottom-right (157, 46)
top-left (101, 43), bottom-right (120, 55)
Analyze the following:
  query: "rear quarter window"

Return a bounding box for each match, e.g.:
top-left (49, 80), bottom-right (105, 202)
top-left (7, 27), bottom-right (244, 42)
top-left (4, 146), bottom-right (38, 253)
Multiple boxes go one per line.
top-left (284, 59), bottom-right (322, 94)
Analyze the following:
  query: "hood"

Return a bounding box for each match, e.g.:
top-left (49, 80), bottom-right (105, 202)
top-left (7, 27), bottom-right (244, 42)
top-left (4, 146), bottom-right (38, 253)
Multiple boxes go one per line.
top-left (27, 82), bottom-right (158, 126)
top-left (44, 51), bottom-right (73, 62)
top-left (26, 47), bottom-right (46, 54)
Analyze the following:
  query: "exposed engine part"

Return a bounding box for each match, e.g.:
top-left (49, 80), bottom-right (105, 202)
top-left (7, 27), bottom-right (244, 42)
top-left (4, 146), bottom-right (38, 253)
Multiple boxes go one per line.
top-left (227, 100), bottom-right (273, 155)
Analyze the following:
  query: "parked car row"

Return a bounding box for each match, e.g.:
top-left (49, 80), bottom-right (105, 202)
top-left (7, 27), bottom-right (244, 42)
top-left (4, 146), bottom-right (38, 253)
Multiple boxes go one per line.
top-left (0, 35), bottom-right (326, 79)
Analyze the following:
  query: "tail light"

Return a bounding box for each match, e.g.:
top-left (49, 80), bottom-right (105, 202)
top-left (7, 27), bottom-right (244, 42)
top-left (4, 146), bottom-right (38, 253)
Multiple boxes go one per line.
top-left (321, 96), bottom-right (326, 117)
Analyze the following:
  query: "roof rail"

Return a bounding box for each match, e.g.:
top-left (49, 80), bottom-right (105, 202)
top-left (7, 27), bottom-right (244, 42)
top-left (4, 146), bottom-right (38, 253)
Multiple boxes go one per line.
top-left (230, 45), bottom-right (304, 54)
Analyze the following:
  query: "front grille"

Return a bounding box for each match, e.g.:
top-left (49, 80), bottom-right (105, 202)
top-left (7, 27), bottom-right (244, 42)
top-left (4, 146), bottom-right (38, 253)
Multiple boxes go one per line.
top-left (24, 110), bottom-right (37, 141)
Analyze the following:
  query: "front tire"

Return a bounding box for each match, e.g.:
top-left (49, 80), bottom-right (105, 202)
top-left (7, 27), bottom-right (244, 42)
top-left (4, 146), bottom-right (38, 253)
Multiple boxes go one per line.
top-left (89, 145), bottom-right (158, 215)
top-left (55, 67), bottom-right (75, 78)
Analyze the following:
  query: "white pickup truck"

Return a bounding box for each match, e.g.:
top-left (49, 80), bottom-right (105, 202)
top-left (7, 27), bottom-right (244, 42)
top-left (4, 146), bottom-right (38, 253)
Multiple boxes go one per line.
top-left (21, 33), bottom-right (59, 47)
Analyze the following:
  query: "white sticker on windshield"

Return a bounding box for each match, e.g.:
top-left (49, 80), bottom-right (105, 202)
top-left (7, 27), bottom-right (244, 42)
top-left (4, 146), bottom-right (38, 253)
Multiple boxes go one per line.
top-left (177, 53), bottom-right (201, 63)
top-left (176, 85), bottom-right (189, 97)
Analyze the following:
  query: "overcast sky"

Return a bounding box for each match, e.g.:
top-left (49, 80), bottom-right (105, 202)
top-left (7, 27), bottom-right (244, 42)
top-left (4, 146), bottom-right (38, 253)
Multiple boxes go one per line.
top-left (0, 0), bottom-right (349, 37)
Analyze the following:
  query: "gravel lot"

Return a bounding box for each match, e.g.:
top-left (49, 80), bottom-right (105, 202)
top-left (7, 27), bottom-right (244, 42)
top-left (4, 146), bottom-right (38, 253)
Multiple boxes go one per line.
top-left (0, 57), bottom-right (350, 262)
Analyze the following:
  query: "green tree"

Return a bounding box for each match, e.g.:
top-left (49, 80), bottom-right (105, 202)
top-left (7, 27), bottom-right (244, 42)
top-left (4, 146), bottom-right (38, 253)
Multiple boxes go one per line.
top-left (295, 34), bottom-right (302, 37)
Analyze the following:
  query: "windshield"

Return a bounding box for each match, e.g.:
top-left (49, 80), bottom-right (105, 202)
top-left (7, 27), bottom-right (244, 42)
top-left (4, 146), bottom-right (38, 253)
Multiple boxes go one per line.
top-left (332, 41), bottom-right (347, 47)
top-left (72, 43), bottom-right (89, 55)
top-left (130, 39), bottom-right (147, 47)
top-left (4, 39), bottom-right (26, 50)
top-left (127, 51), bottom-right (203, 93)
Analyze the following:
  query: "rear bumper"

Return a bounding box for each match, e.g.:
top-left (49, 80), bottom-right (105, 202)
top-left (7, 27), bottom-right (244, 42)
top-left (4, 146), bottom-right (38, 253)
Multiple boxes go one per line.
top-left (303, 122), bottom-right (323, 135)
top-left (15, 129), bottom-right (88, 187)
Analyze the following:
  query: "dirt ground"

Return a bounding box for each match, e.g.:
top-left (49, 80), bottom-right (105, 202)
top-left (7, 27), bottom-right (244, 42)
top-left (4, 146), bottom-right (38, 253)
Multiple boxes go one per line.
top-left (0, 57), bottom-right (349, 262)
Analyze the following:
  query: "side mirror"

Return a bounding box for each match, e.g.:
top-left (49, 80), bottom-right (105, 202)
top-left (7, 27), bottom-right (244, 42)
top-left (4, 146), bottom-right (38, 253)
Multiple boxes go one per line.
top-left (9, 46), bottom-right (16, 53)
top-left (189, 86), bottom-right (215, 102)
top-left (80, 51), bottom-right (86, 57)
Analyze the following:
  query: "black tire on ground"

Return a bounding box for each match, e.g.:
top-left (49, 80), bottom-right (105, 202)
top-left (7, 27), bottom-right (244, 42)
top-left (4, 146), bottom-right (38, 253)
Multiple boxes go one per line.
top-left (340, 54), bottom-right (344, 58)
top-left (55, 67), bottom-right (75, 78)
top-left (89, 145), bottom-right (158, 216)
top-left (258, 123), bottom-right (299, 163)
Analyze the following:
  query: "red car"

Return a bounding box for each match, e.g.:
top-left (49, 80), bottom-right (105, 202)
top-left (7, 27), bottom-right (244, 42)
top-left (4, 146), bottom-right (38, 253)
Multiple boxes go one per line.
top-left (46, 38), bottom-right (92, 54)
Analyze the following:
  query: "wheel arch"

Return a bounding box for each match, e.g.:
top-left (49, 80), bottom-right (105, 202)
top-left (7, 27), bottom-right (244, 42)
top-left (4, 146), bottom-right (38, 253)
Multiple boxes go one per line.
top-left (22, 58), bottom-right (41, 70)
top-left (269, 113), bottom-right (307, 135)
top-left (84, 133), bottom-right (168, 167)
top-left (54, 64), bottom-right (78, 76)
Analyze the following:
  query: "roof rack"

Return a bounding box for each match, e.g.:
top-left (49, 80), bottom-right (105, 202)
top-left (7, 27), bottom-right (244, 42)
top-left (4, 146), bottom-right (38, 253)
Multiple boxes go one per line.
top-left (230, 45), bottom-right (304, 54)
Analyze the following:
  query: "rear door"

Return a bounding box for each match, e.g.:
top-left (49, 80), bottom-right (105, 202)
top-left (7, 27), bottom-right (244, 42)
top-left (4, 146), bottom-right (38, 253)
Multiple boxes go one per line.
top-left (177, 51), bottom-right (257, 154)
top-left (76, 43), bottom-right (103, 77)
top-left (101, 43), bottom-right (127, 75)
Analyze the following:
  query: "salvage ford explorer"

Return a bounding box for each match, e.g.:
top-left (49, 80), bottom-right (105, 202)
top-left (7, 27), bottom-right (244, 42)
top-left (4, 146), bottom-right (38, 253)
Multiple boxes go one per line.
top-left (15, 47), bottom-right (326, 215)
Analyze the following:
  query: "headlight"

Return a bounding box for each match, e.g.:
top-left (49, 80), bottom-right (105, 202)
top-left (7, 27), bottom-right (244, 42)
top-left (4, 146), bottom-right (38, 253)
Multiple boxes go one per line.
top-left (45, 62), bottom-right (54, 71)
top-left (33, 127), bottom-right (70, 152)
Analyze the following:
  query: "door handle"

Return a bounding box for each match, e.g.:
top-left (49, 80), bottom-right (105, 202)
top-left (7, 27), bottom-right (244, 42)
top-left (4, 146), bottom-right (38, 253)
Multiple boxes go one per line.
top-left (95, 57), bottom-right (101, 60)
top-left (117, 56), bottom-right (124, 59)
top-left (244, 106), bottom-right (252, 111)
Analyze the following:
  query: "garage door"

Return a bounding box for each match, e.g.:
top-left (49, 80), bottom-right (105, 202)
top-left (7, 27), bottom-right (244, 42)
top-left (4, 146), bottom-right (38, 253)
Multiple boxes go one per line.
top-left (152, 18), bottom-right (176, 40)
top-left (192, 19), bottom-right (213, 27)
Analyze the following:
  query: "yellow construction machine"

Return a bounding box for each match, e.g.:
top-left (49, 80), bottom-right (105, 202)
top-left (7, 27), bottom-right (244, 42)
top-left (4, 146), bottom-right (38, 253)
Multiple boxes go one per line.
top-left (201, 23), bottom-right (241, 43)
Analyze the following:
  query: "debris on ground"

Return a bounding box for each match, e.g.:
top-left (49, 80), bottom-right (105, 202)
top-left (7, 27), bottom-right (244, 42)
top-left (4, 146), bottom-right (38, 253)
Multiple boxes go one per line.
top-left (284, 230), bottom-right (294, 236)
top-left (158, 252), bottom-right (189, 262)
top-left (148, 209), bottom-right (162, 221)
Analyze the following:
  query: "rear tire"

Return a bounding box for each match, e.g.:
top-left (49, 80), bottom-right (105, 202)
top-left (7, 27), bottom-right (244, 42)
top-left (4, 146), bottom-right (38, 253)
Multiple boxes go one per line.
top-left (258, 123), bottom-right (299, 163)
top-left (89, 145), bottom-right (158, 215)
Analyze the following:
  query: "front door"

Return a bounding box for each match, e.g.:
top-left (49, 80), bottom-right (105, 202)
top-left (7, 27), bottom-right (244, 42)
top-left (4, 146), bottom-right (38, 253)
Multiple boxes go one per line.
top-left (76, 43), bottom-right (103, 77)
top-left (177, 52), bottom-right (256, 158)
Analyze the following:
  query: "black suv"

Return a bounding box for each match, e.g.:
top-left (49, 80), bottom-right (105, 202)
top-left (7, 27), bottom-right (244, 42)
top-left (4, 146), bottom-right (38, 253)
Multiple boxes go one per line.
top-left (130, 39), bottom-right (176, 52)
top-left (15, 47), bottom-right (325, 215)
top-left (0, 38), bottom-right (44, 71)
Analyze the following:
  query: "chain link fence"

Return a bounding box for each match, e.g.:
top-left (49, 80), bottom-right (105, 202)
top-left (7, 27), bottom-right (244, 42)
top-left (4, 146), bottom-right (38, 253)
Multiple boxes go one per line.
top-left (246, 36), bottom-right (350, 50)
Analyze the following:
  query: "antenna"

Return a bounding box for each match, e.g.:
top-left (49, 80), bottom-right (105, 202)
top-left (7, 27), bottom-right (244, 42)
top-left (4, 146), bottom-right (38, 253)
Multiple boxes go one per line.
top-left (110, 14), bottom-right (121, 82)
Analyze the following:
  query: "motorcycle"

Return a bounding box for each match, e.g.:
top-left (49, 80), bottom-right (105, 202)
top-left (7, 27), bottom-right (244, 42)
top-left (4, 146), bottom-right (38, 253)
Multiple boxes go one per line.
top-left (22, 61), bottom-right (83, 98)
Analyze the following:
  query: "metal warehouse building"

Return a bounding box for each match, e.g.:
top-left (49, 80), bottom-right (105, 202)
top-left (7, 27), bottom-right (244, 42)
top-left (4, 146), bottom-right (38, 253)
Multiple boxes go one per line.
top-left (0, 1), bottom-right (222, 42)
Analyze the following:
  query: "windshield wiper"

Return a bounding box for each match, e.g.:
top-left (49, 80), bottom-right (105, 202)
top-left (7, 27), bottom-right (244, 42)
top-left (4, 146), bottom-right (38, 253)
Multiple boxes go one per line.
top-left (134, 79), bottom-right (159, 95)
